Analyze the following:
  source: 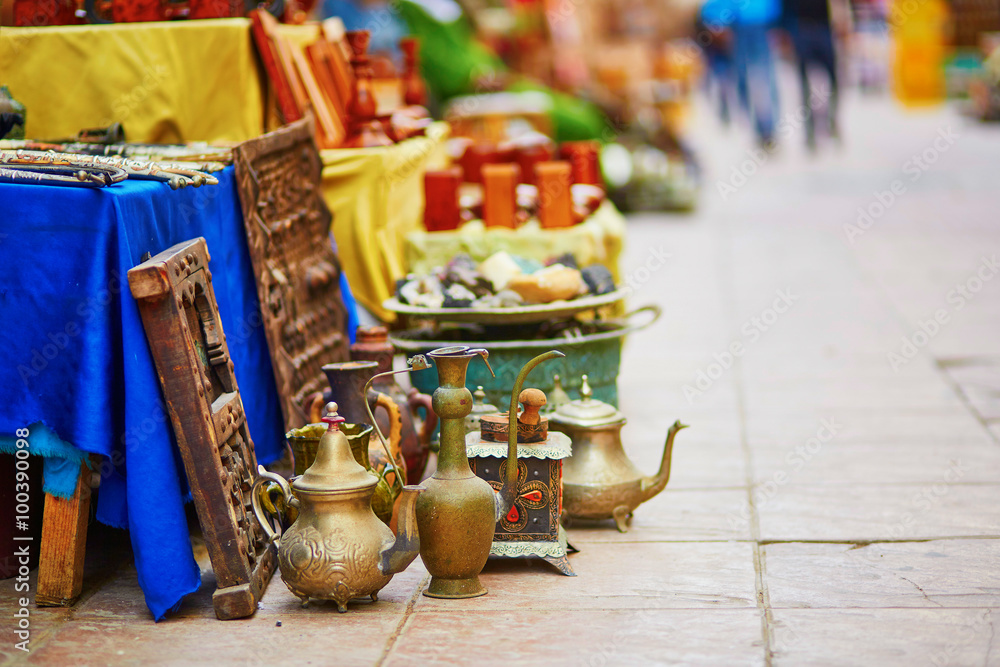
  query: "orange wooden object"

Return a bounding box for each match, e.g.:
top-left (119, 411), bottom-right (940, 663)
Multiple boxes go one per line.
top-left (536, 161), bottom-right (574, 228)
top-left (483, 163), bottom-right (520, 228)
top-left (306, 42), bottom-right (348, 128)
top-left (423, 168), bottom-right (463, 232)
top-left (559, 141), bottom-right (602, 186)
top-left (35, 461), bottom-right (91, 607)
top-left (290, 43), bottom-right (344, 148)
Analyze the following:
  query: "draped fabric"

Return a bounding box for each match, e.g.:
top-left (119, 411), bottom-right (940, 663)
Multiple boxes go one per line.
top-left (0, 169), bottom-right (285, 620)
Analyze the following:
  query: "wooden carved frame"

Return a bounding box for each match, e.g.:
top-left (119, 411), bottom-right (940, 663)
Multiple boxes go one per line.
top-left (232, 116), bottom-right (350, 431)
top-left (128, 238), bottom-right (276, 620)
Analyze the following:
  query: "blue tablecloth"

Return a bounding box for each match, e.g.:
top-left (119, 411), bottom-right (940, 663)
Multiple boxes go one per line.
top-left (0, 168), bottom-right (286, 620)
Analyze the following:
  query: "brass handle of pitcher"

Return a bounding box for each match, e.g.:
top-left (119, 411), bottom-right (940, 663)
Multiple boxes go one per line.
top-left (251, 466), bottom-right (295, 545)
top-left (407, 388), bottom-right (438, 450)
top-left (372, 390), bottom-right (406, 483)
top-left (362, 355), bottom-right (433, 490)
top-left (304, 391), bottom-right (326, 424)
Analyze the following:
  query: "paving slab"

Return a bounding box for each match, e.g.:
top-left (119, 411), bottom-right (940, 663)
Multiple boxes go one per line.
top-left (764, 539), bottom-right (1000, 608)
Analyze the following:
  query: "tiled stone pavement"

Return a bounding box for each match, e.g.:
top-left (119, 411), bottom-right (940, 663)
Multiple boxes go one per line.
top-left (4, 78), bottom-right (1000, 666)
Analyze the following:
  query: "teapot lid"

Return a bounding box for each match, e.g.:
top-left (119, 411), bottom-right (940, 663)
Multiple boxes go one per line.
top-left (294, 403), bottom-right (376, 494)
top-left (470, 386), bottom-right (499, 417)
top-left (550, 375), bottom-right (625, 428)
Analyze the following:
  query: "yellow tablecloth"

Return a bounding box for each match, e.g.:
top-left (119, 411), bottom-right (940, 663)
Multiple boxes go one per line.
top-left (404, 199), bottom-right (626, 282)
top-left (0, 19), bottom-right (264, 143)
top-left (321, 122), bottom-right (450, 321)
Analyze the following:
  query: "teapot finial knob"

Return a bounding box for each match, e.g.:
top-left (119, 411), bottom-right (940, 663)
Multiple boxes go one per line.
top-left (322, 402), bottom-right (345, 431)
top-left (518, 388), bottom-right (546, 426)
top-left (474, 386), bottom-right (486, 403)
top-left (580, 375), bottom-right (593, 401)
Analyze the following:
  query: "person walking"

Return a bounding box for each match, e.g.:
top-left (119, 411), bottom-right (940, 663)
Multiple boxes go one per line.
top-left (783, 0), bottom-right (843, 148)
top-left (698, 0), bottom-right (737, 125)
top-left (730, 0), bottom-right (782, 147)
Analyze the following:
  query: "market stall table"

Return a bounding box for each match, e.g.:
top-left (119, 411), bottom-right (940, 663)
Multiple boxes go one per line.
top-left (0, 169), bottom-right (286, 620)
top-left (0, 19), bottom-right (265, 144)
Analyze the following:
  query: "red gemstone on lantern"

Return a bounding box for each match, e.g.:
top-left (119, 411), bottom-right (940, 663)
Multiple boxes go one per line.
top-left (506, 505), bottom-right (519, 523)
top-left (521, 490), bottom-right (543, 502)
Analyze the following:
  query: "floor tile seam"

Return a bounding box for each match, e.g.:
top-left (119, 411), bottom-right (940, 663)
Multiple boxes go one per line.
top-left (758, 536), bottom-right (1000, 546)
top-left (567, 539), bottom-right (756, 544)
top-left (744, 481), bottom-right (1000, 488)
top-left (935, 361), bottom-right (1000, 447)
top-left (835, 221), bottom-right (987, 432)
top-left (716, 209), bottom-right (774, 666)
top-left (374, 573), bottom-right (429, 667)
top-left (406, 606), bottom-right (765, 614)
top-left (767, 605), bottom-right (1000, 611)
top-left (743, 481), bottom-right (1000, 488)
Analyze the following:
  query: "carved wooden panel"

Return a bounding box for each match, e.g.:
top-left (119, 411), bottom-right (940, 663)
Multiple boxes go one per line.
top-left (128, 238), bottom-right (276, 620)
top-left (232, 117), bottom-right (350, 431)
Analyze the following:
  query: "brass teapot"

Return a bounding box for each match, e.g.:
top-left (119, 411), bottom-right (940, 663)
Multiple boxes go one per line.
top-left (251, 403), bottom-right (424, 612)
top-left (550, 375), bottom-right (688, 532)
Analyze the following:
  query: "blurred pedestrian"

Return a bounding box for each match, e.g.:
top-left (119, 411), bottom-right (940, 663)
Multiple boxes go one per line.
top-left (783, 0), bottom-right (843, 148)
top-left (730, 0), bottom-right (782, 147)
top-left (698, 0), bottom-right (736, 125)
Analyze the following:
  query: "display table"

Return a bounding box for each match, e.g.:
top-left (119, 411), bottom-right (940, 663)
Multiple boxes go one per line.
top-left (404, 199), bottom-right (626, 282)
top-left (0, 19), bottom-right (265, 144)
top-left (321, 122), bottom-right (451, 321)
top-left (0, 19), bottom-right (449, 323)
top-left (0, 170), bottom-right (285, 620)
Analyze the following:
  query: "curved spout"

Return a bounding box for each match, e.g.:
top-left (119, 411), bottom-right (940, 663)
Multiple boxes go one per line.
top-left (639, 420), bottom-right (689, 501)
top-left (496, 350), bottom-right (565, 521)
top-left (379, 484), bottom-right (425, 575)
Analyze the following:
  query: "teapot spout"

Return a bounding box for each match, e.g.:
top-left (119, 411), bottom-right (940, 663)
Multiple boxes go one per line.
top-left (496, 350), bottom-right (565, 520)
top-left (639, 420), bottom-right (689, 502)
top-left (379, 484), bottom-right (425, 575)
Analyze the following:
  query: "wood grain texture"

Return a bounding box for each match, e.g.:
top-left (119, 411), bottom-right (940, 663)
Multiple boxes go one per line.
top-left (35, 461), bottom-right (91, 607)
top-left (128, 238), bottom-right (276, 620)
top-left (232, 118), bottom-right (350, 432)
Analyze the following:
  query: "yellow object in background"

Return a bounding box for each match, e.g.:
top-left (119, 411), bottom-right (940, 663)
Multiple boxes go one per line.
top-left (891, 0), bottom-right (951, 106)
top-left (0, 19), bottom-right (265, 143)
top-left (321, 123), bottom-right (451, 322)
top-left (404, 199), bottom-right (625, 285)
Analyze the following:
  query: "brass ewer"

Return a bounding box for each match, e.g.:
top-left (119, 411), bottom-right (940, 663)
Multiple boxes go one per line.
top-left (416, 346), bottom-right (564, 598)
top-left (551, 375), bottom-right (688, 532)
top-left (251, 403), bottom-right (424, 612)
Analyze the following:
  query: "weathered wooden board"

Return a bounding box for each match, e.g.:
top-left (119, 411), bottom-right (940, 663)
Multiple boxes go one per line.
top-left (232, 118), bottom-right (350, 431)
top-left (128, 238), bottom-right (276, 620)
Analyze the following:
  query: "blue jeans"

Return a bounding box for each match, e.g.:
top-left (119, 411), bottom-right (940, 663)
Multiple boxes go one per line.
top-left (790, 20), bottom-right (839, 143)
top-left (733, 23), bottom-right (779, 142)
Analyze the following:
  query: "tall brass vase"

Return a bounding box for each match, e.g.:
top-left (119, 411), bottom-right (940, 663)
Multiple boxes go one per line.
top-left (416, 347), bottom-right (496, 598)
top-left (416, 346), bottom-right (562, 599)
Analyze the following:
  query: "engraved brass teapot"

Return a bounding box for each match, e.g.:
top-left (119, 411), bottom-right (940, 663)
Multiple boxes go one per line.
top-left (251, 403), bottom-right (424, 612)
top-left (550, 375), bottom-right (688, 532)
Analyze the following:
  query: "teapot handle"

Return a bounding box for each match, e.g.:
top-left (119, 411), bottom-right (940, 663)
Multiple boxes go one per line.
top-left (407, 388), bottom-right (438, 450)
top-left (304, 390), bottom-right (329, 424)
top-left (371, 390), bottom-right (406, 479)
top-left (252, 465), bottom-right (293, 545)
